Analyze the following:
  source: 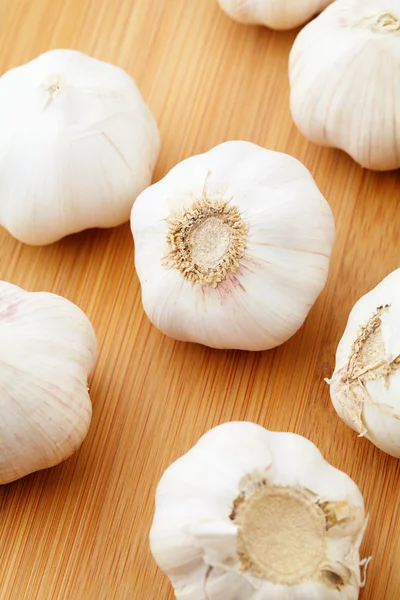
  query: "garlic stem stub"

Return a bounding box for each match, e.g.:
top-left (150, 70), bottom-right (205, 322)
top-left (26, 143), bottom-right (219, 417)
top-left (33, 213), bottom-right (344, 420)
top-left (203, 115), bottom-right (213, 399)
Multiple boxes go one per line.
top-left (0, 281), bottom-right (97, 484)
top-left (131, 141), bottom-right (335, 351)
top-left (0, 49), bottom-right (160, 245)
top-left (289, 0), bottom-right (400, 171)
top-left (150, 422), bottom-right (369, 599)
top-left (328, 269), bottom-right (400, 458)
top-left (217, 0), bottom-right (333, 30)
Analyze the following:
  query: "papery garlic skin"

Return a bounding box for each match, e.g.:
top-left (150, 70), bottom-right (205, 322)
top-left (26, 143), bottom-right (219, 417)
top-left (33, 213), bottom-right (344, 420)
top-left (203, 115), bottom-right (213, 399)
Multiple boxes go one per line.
top-left (131, 141), bottom-right (334, 351)
top-left (218, 0), bottom-right (333, 30)
top-left (150, 422), bottom-right (368, 599)
top-left (329, 269), bottom-right (400, 457)
top-left (289, 0), bottom-right (400, 171)
top-left (0, 49), bottom-right (160, 245)
top-left (0, 281), bottom-right (97, 484)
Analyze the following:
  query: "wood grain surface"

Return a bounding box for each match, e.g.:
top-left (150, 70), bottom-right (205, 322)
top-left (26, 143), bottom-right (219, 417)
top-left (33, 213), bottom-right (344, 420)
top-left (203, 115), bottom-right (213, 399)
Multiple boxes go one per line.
top-left (0, 1), bottom-right (399, 599)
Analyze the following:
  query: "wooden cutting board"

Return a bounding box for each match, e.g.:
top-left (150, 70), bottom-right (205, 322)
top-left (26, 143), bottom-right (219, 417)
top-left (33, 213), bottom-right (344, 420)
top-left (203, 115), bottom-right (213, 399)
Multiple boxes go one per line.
top-left (0, 1), bottom-right (399, 598)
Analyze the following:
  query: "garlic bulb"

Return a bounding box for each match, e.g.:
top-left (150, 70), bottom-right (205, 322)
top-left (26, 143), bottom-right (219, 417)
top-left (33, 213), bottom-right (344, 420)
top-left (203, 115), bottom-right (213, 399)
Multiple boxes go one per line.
top-left (131, 141), bottom-right (334, 351)
top-left (217, 0), bottom-right (333, 30)
top-left (328, 269), bottom-right (400, 458)
top-left (289, 0), bottom-right (400, 171)
top-left (150, 422), bottom-right (369, 599)
top-left (0, 281), bottom-right (97, 484)
top-left (0, 49), bottom-right (160, 245)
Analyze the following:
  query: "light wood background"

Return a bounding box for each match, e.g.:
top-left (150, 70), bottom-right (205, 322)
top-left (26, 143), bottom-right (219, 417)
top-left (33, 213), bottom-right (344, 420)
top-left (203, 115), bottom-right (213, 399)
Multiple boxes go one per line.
top-left (0, 1), bottom-right (399, 599)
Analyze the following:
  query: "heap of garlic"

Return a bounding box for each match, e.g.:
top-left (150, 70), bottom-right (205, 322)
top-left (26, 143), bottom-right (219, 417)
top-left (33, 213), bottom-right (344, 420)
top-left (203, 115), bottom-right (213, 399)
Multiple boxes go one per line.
top-left (150, 421), bottom-right (369, 599)
top-left (328, 269), bottom-right (400, 458)
top-left (289, 0), bottom-right (400, 171)
top-left (0, 49), bottom-right (160, 245)
top-left (131, 141), bottom-right (334, 351)
top-left (0, 281), bottom-right (97, 484)
top-left (217, 0), bottom-right (333, 30)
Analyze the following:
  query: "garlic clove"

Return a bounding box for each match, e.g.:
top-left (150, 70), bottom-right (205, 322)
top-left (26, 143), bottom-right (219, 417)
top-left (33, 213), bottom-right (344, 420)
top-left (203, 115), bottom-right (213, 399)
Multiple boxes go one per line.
top-left (0, 281), bottom-right (97, 484)
top-left (0, 49), bottom-right (160, 245)
top-left (329, 269), bottom-right (400, 457)
top-left (289, 0), bottom-right (400, 171)
top-left (187, 520), bottom-right (238, 567)
top-left (217, 0), bottom-right (333, 31)
top-left (150, 422), bottom-right (368, 599)
top-left (202, 570), bottom-right (254, 600)
top-left (131, 141), bottom-right (334, 351)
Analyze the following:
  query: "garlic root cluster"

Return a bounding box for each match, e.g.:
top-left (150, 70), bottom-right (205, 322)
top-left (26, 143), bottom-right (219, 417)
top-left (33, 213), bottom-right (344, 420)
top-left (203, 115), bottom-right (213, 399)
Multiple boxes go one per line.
top-left (0, 281), bottom-right (97, 484)
top-left (151, 422), bottom-right (368, 599)
top-left (131, 141), bottom-right (335, 351)
top-left (0, 49), bottom-right (160, 245)
top-left (217, 0), bottom-right (333, 30)
top-left (289, 0), bottom-right (400, 171)
top-left (329, 269), bottom-right (400, 458)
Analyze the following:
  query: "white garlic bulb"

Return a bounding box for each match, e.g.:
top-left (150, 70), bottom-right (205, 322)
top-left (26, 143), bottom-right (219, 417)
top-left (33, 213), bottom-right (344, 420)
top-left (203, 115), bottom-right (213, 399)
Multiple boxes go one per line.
top-left (328, 269), bottom-right (400, 458)
top-left (289, 0), bottom-right (400, 171)
top-left (150, 422), bottom-right (369, 599)
top-left (0, 281), bottom-right (97, 484)
top-left (0, 49), bottom-right (160, 245)
top-left (217, 0), bottom-right (333, 30)
top-left (131, 141), bottom-right (334, 351)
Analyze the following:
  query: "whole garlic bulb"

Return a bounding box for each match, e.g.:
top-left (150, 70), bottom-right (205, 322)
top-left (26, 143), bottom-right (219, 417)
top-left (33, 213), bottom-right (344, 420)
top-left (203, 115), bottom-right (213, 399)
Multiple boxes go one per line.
top-left (131, 141), bottom-right (334, 351)
top-left (217, 0), bottom-right (333, 30)
top-left (328, 269), bottom-right (400, 457)
top-left (289, 0), bottom-right (400, 171)
top-left (150, 422), bottom-right (369, 599)
top-left (0, 49), bottom-right (160, 245)
top-left (0, 281), bottom-right (97, 484)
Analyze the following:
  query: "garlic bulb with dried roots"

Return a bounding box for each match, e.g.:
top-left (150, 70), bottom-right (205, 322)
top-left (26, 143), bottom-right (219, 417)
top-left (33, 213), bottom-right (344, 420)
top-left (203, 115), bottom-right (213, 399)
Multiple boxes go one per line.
top-left (131, 141), bottom-right (334, 351)
top-left (217, 0), bottom-right (333, 30)
top-left (0, 49), bottom-right (160, 245)
top-left (150, 422), bottom-right (369, 599)
top-left (328, 269), bottom-right (400, 457)
top-left (0, 281), bottom-right (97, 484)
top-left (289, 0), bottom-right (400, 171)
